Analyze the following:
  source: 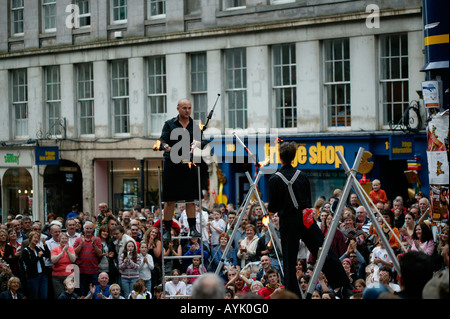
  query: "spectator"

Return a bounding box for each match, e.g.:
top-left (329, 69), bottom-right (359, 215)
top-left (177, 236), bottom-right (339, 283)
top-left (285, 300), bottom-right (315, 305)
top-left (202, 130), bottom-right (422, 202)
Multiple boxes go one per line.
top-left (378, 265), bottom-right (400, 293)
top-left (98, 225), bottom-right (118, 284)
top-left (129, 278), bottom-right (152, 299)
top-left (369, 179), bottom-right (388, 205)
top-left (0, 276), bottom-right (25, 299)
top-left (392, 198), bottom-right (406, 228)
top-left (50, 232), bottom-right (76, 298)
top-left (257, 269), bottom-right (285, 299)
top-left (107, 283), bottom-right (125, 299)
top-left (165, 268), bottom-right (186, 298)
top-left (237, 224), bottom-right (259, 268)
top-left (191, 273), bottom-right (225, 299)
top-left (418, 197), bottom-right (430, 217)
top-left (118, 240), bottom-right (141, 298)
top-left (182, 237), bottom-right (208, 272)
top-left (57, 277), bottom-right (79, 299)
top-left (226, 268), bottom-right (251, 297)
top-left (355, 206), bottom-right (372, 236)
top-left (255, 255), bottom-right (273, 285)
top-left (65, 218), bottom-right (80, 247)
top-left (143, 226), bottom-right (162, 290)
top-left (397, 251), bottom-right (433, 299)
top-left (369, 210), bottom-right (400, 253)
top-left (209, 233), bottom-right (238, 280)
top-left (84, 272), bottom-right (111, 299)
top-left (137, 241), bottom-right (154, 292)
top-left (21, 231), bottom-right (50, 299)
top-left (341, 258), bottom-right (357, 288)
top-left (370, 240), bottom-right (393, 269)
top-left (73, 221), bottom-right (103, 296)
top-left (186, 257), bottom-right (206, 284)
top-left (111, 225), bottom-right (136, 262)
top-left (298, 274), bottom-right (310, 297)
top-left (399, 212), bottom-right (416, 248)
top-left (407, 223), bottom-right (435, 256)
top-left (0, 230), bottom-right (16, 277)
top-left (207, 208), bottom-right (226, 250)
top-left (9, 219), bottom-right (28, 245)
top-left (163, 229), bottom-right (182, 275)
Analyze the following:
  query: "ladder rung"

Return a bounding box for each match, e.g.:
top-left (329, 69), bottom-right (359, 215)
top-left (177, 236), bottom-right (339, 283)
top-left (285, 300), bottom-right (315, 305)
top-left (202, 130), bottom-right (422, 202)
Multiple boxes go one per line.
top-left (165, 294), bottom-right (192, 298)
top-left (164, 255), bottom-right (203, 260)
top-left (165, 274), bottom-right (202, 279)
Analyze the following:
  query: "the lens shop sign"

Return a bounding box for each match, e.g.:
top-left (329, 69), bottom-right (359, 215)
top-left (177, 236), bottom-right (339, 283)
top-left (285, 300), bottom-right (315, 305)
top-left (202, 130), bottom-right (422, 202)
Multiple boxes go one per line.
top-left (35, 146), bottom-right (60, 165)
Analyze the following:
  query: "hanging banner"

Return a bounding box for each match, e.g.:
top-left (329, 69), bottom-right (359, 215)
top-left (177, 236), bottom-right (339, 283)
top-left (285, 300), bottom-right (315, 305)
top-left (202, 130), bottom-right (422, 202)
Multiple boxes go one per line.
top-left (429, 185), bottom-right (449, 223)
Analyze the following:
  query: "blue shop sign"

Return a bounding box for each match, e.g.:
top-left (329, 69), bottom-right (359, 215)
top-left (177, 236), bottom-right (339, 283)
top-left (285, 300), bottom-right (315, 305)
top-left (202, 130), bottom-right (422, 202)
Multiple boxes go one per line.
top-left (35, 146), bottom-right (59, 165)
top-left (389, 135), bottom-right (414, 160)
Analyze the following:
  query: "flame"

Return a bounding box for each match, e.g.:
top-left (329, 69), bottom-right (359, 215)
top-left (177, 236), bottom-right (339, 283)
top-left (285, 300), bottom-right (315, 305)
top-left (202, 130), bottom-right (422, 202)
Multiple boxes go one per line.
top-left (262, 215), bottom-right (270, 227)
top-left (153, 140), bottom-right (162, 150)
top-left (258, 157), bottom-right (271, 168)
top-left (267, 240), bottom-right (272, 248)
top-left (199, 120), bottom-right (205, 131)
top-left (188, 162), bottom-right (197, 169)
top-left (275, 137), bottom-right (284, 144)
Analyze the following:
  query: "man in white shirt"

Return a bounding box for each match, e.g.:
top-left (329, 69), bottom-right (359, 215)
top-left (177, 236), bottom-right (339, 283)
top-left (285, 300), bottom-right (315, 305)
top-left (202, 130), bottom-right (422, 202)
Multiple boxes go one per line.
top-left (65, 218), bottom-right (80, 247)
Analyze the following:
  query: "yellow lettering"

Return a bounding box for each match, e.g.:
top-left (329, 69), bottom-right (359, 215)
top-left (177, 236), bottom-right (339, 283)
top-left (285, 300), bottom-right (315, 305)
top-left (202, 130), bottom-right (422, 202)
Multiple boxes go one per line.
top-left (297, 146), bottom-right (308, 165)
top-left (309, 145), bottom-right (318, 164)
top-left (334, 146), bottom-right (344, 168)
top-left (326, 146), bottom-right (335, 165)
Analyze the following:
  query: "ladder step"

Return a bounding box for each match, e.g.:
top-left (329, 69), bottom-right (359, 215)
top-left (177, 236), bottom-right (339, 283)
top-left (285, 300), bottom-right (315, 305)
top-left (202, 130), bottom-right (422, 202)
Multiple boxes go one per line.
top-left (165, 274), bottom-right (202, 279)
top-left (164, 255), bottom-right (203, 260)
top-left (165, 294), bottom-right (192, 298)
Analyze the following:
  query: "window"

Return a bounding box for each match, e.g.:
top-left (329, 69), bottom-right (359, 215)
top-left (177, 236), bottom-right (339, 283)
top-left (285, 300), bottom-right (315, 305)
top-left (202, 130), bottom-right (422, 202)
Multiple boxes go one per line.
top-left (77, 63), bottom-right (94, 135)
top-left (42, 0), bottom-right (56, 32)
top-left (273, 44), bottom-right (297, 128)
top-left (11, 69), bottom-right (28, 138)
top-left (147, 56), bottom-right (167, 134)
top-left (324, 39), bottom-right (351, 127)
top-left (111, 0), bottom-right (127, 24)
top-left (380, 34), bottom-right (409, 126)
top-left (45, 66), bottom-right (61, 136)
top-left (225, 48), bottom-right (247, 129)
top-left (190, 53), bottom-right (208, 123)
top-left (76, 0), bottom-right (91, 27)
top-left (148, 0), bottom-right (165, 18)
top-left (11, 0), bottom-right (24, 35)
top-left (111, 60), bottom-right (129, 134)
top-left (223, 0), bottom-right (245, 10)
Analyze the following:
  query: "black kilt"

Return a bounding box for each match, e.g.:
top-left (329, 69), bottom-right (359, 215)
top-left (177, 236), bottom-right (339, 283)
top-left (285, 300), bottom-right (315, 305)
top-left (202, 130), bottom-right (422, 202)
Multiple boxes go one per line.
top-left (162, 158), bottom-right (200, 202)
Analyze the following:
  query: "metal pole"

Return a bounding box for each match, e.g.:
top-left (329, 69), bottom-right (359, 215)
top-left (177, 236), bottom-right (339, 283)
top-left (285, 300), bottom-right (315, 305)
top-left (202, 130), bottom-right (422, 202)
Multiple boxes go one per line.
top-left (158, 166), bottom-right (166, 298)
top-left (343, 165), bottom-right (401, 275)
top-left (214, 171), bottom-right (262, 276)
top-left (197, 164), bottom-right (205, 275)
top-left (305, 148), bottom-right (365, 297)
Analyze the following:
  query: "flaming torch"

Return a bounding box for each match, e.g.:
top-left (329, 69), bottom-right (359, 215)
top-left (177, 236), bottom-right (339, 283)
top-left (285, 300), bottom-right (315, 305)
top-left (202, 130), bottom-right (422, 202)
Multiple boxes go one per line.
top-left (153, 140), bottom-right (162, 151)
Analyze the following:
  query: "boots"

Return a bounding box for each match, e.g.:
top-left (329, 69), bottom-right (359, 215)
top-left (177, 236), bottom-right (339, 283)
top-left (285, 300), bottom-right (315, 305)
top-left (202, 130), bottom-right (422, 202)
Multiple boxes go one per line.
top-left (188, 218), bottom-right (201, 238)
top-left (162, 220), bottom-right (172, 241)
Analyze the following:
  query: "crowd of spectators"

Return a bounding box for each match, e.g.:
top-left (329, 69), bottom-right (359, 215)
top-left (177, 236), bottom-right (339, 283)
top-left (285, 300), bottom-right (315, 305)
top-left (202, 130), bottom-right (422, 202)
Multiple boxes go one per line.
top-left (0, 183), bottom-right (448, 300)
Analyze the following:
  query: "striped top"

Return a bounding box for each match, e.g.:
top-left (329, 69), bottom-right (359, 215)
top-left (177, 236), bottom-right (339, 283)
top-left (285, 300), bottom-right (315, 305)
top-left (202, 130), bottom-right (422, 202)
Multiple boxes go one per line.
top-left (74, 236), bottom-right (101, 274)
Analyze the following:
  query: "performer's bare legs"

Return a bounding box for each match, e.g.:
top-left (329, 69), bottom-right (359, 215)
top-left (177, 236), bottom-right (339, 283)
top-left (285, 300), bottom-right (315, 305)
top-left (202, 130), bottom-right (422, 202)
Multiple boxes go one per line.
top-left (163, 202), bottom-right (201, 241)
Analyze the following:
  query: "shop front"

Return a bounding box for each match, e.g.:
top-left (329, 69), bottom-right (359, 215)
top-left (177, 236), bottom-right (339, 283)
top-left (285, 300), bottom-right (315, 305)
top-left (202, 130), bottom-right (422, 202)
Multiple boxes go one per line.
top-left (0, 147), bottom-right (40, 223)
top-left (211, 133), bottom-right (429, 208)
top-left (93, 158), bottom-right (164, 214)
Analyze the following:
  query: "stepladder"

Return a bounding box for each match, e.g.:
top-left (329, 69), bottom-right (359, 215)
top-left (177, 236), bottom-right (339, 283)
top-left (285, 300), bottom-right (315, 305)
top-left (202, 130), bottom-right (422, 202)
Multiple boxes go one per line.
top-left (157, 165), bottom-right (207, 299)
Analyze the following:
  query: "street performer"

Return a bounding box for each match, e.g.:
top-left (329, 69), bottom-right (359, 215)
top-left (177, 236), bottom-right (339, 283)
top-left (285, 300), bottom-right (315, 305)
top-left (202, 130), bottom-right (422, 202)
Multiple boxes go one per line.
top-left (157, 98), bottom-right (207, 241)
top-left (268, 142), bottom-right (350, 298)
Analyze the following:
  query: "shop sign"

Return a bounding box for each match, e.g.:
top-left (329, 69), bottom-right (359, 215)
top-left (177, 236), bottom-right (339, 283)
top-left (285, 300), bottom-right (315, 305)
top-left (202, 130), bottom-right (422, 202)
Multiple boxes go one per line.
top-left (264, 142), bottom-right (345, 169)
top-left (35, 146), bottom-right (59, 165)
top-left (389, 135), bottom-right (414, 160)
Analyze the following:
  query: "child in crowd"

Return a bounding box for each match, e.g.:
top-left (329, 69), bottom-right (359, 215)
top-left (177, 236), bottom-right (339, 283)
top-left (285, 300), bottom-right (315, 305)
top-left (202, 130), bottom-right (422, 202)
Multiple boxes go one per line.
top-left (108, 284), bottom-right (125, 299)
top-left (369, 179), bottom-right (388, 205)
top-left (138, 241), bottom-right (154, 292)
top-left (129, 279), bottom-right (152, 299)
top-left (57, 277), bottom-right (79, 299)
top-left (119, 240), bottom-right (142, 298)
top-left (186, 257), bottom-right (206, 284)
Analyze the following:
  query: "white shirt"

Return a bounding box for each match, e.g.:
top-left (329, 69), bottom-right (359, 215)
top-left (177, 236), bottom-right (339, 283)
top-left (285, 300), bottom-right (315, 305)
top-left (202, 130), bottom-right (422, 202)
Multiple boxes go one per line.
top-left (210, 218), bottom-right (226, 246)
top-left (67, 232), bottom-right (81, 247)
top-left (138, 253), bottom-right (154, 281)
top-left (165, 281), bottom-right (186, 298)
